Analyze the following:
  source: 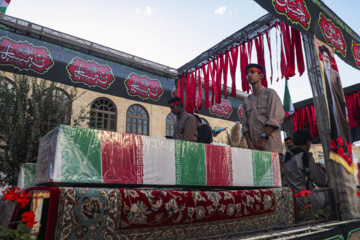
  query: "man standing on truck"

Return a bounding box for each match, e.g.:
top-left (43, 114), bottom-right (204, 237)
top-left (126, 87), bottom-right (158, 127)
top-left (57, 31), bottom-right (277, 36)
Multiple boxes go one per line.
top-left (168, 97), bottom-right (197, 142)
top-left (241, 63), bottom-right (286, 184)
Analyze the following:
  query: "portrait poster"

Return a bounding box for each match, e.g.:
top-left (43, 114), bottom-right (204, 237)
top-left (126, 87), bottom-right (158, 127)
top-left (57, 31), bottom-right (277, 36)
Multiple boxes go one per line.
top-left (314, 37), bottom-right (354, 173)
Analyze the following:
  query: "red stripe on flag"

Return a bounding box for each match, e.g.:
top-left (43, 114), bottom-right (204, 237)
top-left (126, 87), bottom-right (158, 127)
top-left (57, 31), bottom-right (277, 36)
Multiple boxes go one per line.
top-left (205, 144), bottom-right (232, 186)
top-left (102, 132), bottom-right (143, 184)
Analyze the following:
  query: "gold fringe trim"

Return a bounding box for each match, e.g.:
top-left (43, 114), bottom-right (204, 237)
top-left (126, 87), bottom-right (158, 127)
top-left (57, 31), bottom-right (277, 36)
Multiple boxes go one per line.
top-left (329, 151), bottom-right (355, 174)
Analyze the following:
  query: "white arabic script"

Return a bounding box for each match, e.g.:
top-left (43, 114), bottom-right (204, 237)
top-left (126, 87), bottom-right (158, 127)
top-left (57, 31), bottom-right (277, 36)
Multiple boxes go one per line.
top-left (323, 22), bottom-right (344, 51)
top-left (73, 64), bottom-right (108, 85)
top-left (276, 0), bottom-right (306, 22)
top-left (130, 80), bottom-right (158, 97)
top-left (0, 44), bottom-right (45, 68)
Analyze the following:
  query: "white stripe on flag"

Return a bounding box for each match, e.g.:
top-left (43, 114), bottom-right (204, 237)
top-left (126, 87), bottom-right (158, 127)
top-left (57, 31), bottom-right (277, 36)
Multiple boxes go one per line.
top-left (0, 0), bottom-right (10, 8)
top-left (142, 136), bottom-right (176, 185)
top-left (231, 148), bottom-right (253, 186)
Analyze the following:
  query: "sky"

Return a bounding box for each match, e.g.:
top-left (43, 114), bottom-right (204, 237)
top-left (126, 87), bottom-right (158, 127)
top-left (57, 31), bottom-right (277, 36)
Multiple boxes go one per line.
top-left (4, 0), bottom-right (360, 104)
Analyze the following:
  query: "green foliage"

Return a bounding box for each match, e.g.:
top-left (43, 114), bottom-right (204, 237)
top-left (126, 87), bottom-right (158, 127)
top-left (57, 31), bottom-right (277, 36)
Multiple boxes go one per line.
top-left (0, 222), bottom-right (33, 240)
top-left (0, 73), bottom-right (88, 186)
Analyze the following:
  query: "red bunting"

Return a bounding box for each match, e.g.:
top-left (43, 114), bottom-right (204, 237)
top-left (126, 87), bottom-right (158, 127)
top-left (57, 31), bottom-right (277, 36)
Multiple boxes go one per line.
top-left (202, 64), bottom-right (210, 109)
top-left (310, 105), bottom-right (318, 137)
top-left (197, 69), bottom-right (202, 111)
top-left (209, 59), bottom-right (217, 106)
top-left (291, 27), bottom-right (305, 76)
top-left (345, 94), bottom-right (356, 129)
top-left (302, 107), bottom-right (307, 128)
top-left (292, 110), bottom-right (298, 131)
top-left (305, 106), bottom-right (314, 137)
top-left (240, 42), bottom-right (250, 93)
top-left (192, 71), bottom-right (197, 113)
top-left (355, 92), bottom-right (360, 127)
top-left (216, 54), bottom-right (223, 103)
top-left (247, 38), bottom-right (253, 61)
top-left (281, 22), bottom-right (296, 78)
top-left (255, 32), bottom-right (267, 87)
top-left (265, 30), bottom-right (273, 84)
top-left (223, 51), bottom-right (229, 99)
top-left (279, 23), bottom-right (287, 80)
top-left (176, 76), bottom-right (181, 98)
top-left (275, 21), bottom-right (280, 82)
top-left (229, 45), bottom-right (239, 97)
top-left (185, 72), bottom-right (191, 113)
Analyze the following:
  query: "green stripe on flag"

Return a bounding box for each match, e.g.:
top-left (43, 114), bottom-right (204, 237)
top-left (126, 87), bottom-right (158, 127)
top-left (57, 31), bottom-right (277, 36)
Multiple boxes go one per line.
top-left (175, 140), bottom-right (206, 185)
top-left (252, 150), bottom-right (273, 186)
top-left (59, 125), bottom-right (102, 182)
top-left (0, 7), bottom-right (6, 14)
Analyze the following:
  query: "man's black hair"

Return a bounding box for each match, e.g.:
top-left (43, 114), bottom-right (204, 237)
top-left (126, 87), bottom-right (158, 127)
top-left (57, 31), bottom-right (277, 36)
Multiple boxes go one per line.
top-left (284, 137), bottom-right (292, 142)
top-left (194, 115), bottom-right (202, 123)
top-left (245, 63), bottom-right (264, 74)
top-left (293, 129), bottom-right (312, 146)
top-left (320, 45), bottom-right (331, 57)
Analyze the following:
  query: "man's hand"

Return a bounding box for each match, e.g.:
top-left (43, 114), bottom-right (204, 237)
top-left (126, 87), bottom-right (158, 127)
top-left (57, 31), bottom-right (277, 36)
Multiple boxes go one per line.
top-left (254, 138), bottom-right (266, 150)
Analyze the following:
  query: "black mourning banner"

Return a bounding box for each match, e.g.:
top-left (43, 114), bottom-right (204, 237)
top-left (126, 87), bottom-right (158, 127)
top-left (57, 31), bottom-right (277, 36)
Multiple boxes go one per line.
top-left (254, 0), bottom-right (360, 72)
top-left (0, 28), bottom-right (242, 121)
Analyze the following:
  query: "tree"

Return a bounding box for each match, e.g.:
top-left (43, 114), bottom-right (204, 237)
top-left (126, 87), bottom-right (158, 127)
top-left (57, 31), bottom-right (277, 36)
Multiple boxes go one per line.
top-left (0, 73), bottom-right (88, 186)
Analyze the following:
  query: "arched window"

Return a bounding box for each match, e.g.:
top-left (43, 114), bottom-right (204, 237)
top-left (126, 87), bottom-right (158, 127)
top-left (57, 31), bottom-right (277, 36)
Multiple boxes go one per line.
top-left (166, 113), bottom-right (175, 137)
top-left (126, 104), bottom-right (149, 135)
top-left (90, 98), bottom-right (117, 131)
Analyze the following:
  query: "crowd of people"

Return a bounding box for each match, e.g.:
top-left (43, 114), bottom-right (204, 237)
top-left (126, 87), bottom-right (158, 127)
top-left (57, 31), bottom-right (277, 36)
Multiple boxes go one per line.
top-left (167, 63), bottom-right (331, 219)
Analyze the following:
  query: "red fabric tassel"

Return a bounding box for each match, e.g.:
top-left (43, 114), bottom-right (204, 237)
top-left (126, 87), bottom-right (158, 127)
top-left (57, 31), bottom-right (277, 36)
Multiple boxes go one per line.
top-left (176, 76), bottom-right (181, 98)
top-left (209, 59), bottom-right (217, 106)
top-left (191, 71), bottom-right (197, 113)
top-left (202, 64), bottom-right (210, 109)
top-left (279, 25), bottom-right (287, 80)
top-left (292, 110), bottom-right (298, 131)
top-left (345, 94), bottom-right (356, 129)
top-left (355, 92), bottom-right (360, 127)
top-left (305, 106), bottom-right (314, 137)
top-left (223, 51), bottom-right (229, 99)
top-left (216, 54), bottom-right (223, 103)
top-left (197, 69), bottom-right (203, 111)
top-left (255, 32), bottom-right (267, 87)
top-left (310, 105), bottom-right (318, 137)
top-left (275, 21), bottom-right (280, 82)
top-left (247, 38), bottom-right (253, 61)
top-left (185, 72), bottom-right (191, 113)
top-left (281, 22), bottom-right (295, 78)
top-left (302, 107), bottom-right (307, 128)
top-left (240, 42), bottom-right (250, 93)
top-left (230, 45), bottom-right (239, 97)
top-left (291, 27), bottom-right (305, 77)
top-left (265, 30), bottom-right (273, 84)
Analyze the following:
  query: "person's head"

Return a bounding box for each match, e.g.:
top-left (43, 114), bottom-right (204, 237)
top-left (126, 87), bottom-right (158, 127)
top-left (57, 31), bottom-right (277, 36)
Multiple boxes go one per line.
top-left (168, 97), bottom-right (183, 116)
top-left (194, 115), bottom-right (202, 129)
top-left (321, 45), bottom-right (331, 70)
top-left (284, 137), bottom-right (294, 148)
top-left (293, 129), bottom-right (312, 151)
top-left (245, 63), bottom-right (264, 86)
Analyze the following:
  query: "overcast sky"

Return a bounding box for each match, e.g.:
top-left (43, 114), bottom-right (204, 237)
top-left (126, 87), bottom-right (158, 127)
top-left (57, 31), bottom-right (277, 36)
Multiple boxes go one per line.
top-left (4, 0), bottom-right (360, 104)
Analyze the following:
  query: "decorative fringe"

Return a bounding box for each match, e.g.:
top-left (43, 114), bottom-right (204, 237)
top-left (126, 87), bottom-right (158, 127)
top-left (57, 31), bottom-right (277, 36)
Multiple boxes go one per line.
top-left (330, 151), bottom-right (355, 174)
